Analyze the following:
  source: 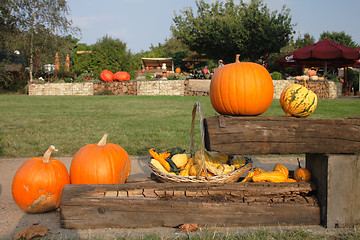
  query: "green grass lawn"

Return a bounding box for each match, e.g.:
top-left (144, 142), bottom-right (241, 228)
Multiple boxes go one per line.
top-left (0, 95), bottom-right (359, 158)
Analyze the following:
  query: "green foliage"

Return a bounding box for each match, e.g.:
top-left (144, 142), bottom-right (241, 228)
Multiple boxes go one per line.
top-left (347, 68), bottom-right (359, 92)
top-left (320, 31), bottom-right (359, 48)
top-left (71, 36), bottom-right (142, 80)
top-left (171, 0), bottom-right (295, 63)
top-left (145, 73), bottom-right (154, 80)
top-left (294, 33), bottom-right (315, 49)
top-left (271, 71), bottom-right (282, 80)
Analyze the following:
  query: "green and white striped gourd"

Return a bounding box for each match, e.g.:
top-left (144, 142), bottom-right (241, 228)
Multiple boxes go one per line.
top-left (280, 84), bottom-right (318, 118)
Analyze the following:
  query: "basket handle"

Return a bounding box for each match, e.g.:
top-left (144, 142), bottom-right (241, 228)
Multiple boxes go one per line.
top-left (188, 102), bottom-right (209, 179)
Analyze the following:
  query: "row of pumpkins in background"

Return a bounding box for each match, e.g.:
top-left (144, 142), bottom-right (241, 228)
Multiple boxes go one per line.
top-left (295, 69), bottom-right (324, 81)
top-left (12, 54), bottom-right (317, 214)
top-left (100, 70), bottom-right (131, 82)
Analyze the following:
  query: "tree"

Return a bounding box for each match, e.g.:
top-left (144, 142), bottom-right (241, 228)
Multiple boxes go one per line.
top-left (9, 0), bottom-right (78, 81)
top-left (294, 33), bottom-right (315, 49)
top-left (89, 35), bottom-right (141, 79)
top-left (320, 31), bottom-right (359, 48)
top-left (171, 0), bottom-right (295, 63)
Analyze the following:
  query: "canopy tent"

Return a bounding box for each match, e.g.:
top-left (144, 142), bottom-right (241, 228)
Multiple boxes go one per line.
top-left (141, 58), bottom-right (174, 72)
top-left (276, 39), bottom-right (360, 74)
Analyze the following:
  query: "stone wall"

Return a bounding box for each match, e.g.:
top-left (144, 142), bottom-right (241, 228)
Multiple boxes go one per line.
top-left (184, 79), bottom-right (210, 96)
top-left (137, 80), bottom-right (184, 96)
top-left (28, 83), bottom-right (93, 95)
top-left (93, 81), bottom-right (137, 95)
top-left (28, 79), bottom-right (342, 99)
top-left (273, 79), bottom-right (341, 99)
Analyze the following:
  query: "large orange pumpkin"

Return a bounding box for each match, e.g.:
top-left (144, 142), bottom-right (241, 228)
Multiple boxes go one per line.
top-left (12, 146), bottom-right (70, 213)
top-left (114, 71), bottom-right (130, 81)
top-left (210, 54), bottom-right (274, 116)
top-left (100, 70), bottom-right (114, 82)
top-left (70, 134), bottom-right (131, 184)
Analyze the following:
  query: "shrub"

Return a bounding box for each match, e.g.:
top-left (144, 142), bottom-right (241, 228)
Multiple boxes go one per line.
top-left (271, 71), bottom-right (282, 80)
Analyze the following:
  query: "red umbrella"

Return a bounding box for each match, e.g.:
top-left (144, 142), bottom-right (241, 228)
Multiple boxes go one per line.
top-left (276, 39), bottom-right (360, 74)
top-left (292, 38), bottom-right (359, 60)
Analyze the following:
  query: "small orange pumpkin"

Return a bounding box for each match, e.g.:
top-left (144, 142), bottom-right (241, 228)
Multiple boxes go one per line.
top-left (12, 146), bottom-right (70, 213)
top-left (294, 158), bottom-right (311, 182)
top-left (175, 67), bottom-right (181, 73)
top-left (70, 134), bottom-right (131, 184)
top-left (210, 54), bottom-right (274, 116)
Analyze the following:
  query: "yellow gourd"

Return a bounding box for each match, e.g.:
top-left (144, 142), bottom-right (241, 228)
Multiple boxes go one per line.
top-left (241, 168), bottom-right (264, 182)
top-left (252, 171), bottom-right (288, 183)
top-left (230, 155), bottom-right (246, 169)
top-left (208, 151), bottom-right (228, 164)
top-left (171, 154), bottom-right (188, 169)
top-left (195, 150), bottom-right (224, 175)
top-left (273, 163), bottom-right (289, 178)
top-left (150, 159), bottom-right (175, 175)
top-left (179, 158), bottom-right (194, 176)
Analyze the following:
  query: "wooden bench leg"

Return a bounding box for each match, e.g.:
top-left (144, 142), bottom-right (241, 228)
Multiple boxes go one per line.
top-left (306, 153), bottom-right (360, 228)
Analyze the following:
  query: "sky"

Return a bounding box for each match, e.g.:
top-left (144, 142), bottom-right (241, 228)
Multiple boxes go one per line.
top-left (67, 0), bottom-right (360, 53)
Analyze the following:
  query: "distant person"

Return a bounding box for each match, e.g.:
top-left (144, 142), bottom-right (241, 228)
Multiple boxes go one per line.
top-left (203, 66), bottom-right (209, 75)
top-left (218, 59), bottom-right (224, 68)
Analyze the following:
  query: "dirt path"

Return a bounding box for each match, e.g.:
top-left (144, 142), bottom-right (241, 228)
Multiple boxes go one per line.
top-left (1, 155), bottom-right (338, 239)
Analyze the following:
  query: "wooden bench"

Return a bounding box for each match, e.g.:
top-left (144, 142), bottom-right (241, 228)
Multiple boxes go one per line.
top-left (204, 115), bottom-right (360, 228)
top-left (60, 115), bottom-right (360, 229)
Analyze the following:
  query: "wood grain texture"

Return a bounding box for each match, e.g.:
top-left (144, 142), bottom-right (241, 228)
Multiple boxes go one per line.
top-left (204, 116), bottom-right (360, 155)
top-left (60, 180), bottom-right (320, 229)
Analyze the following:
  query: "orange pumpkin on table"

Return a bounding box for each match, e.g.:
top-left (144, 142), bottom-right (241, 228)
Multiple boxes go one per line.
top-left (210, 54), bottom-right (274, 116)
top-left (12, 146), bottom-right (70, 213)
top-left (70, 134), bottom-right (131, 184)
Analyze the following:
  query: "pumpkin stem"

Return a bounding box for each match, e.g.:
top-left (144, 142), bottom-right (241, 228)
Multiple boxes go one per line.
top-left (98, 134), bottom-right (108, 147)
top-left (42, 145), bottom-right (56, 163)
top-left (235, 54), bottom-right (241, 63)
top-left (297, 158), bottom-right (302, 168)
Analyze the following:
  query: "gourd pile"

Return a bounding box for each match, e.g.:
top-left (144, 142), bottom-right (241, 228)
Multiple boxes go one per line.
top-left (241, 161), bottom-right (311, 183)
top-left (149, 148), bottom-right (247, 177)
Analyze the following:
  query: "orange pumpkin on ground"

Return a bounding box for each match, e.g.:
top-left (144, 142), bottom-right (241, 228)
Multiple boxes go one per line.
top-left (12, 146), bottom-right (70, 213)
top-left (210, 54), bottom-right (274, 116)
top-left (100, 70), bottom-right (114, 82)
top-left (70, 134), bottom-right (131, 184)
top-left (294, 158), bottom-right (311, 182)
top-left (175, 67), bottom-right (181, 73)
top-left (114, 71), bottom-right (130, 81)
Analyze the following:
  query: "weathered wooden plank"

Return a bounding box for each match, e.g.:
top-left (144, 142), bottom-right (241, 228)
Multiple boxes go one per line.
top-left (60, 181), bottom-right (316, 202)
top-left (204, 116), bottom-right (360, 155)
top-left (60, 196), bottom-right (320, 229)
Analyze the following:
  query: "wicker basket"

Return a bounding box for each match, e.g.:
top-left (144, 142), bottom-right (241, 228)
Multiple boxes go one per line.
top-left (148, 101), bottom-right (252, 183)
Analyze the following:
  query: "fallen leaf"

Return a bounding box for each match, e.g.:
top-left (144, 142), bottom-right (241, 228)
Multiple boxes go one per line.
top-left (13, 225), bottom-right (49, 240)
top-left (179, 223), bottom-right (199, 233)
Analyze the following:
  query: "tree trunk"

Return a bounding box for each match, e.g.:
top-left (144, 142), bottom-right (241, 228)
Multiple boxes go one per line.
top-left (29, 1), bottom-right (35, 82)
